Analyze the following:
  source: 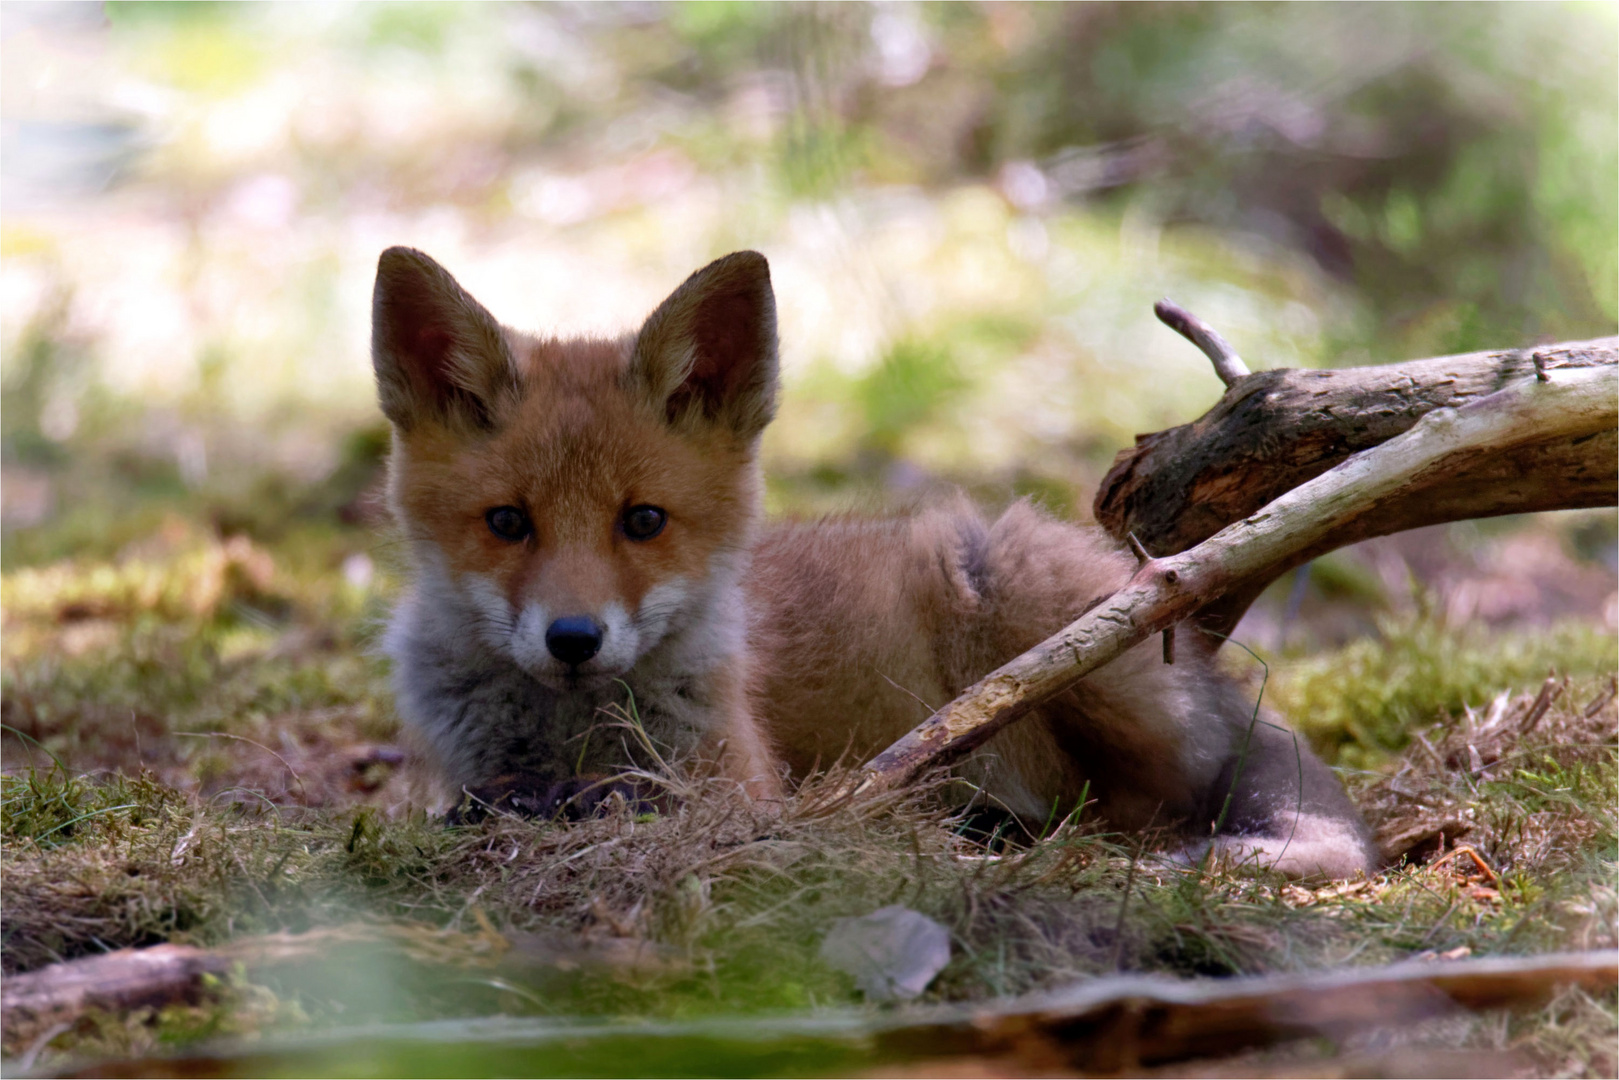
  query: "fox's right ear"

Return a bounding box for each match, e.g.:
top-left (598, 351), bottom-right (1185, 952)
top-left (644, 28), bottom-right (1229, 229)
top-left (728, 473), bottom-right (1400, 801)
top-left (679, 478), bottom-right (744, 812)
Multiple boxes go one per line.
top-left (629, 250), bottom-right (778, 439)
top-left (371, 247), bottom-right (518, 431)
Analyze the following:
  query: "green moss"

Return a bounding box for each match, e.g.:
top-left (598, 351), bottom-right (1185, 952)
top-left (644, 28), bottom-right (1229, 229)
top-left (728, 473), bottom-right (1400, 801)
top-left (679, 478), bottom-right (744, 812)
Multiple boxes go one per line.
top-left (1273, 615), bottom-right (1617, 767)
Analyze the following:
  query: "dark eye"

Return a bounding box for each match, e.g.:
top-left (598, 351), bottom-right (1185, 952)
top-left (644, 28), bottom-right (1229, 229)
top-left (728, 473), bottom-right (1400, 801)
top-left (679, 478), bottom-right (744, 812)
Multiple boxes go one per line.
top-left (622, 505), bottom-right (667, 541)
top-left (485, 506), bottom-right (531, 542)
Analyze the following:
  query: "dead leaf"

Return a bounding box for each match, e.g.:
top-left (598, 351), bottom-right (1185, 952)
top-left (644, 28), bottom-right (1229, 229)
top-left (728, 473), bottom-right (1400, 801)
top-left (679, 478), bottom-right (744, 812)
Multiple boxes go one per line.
top-left (820, 905), bottom-right (951, 1002)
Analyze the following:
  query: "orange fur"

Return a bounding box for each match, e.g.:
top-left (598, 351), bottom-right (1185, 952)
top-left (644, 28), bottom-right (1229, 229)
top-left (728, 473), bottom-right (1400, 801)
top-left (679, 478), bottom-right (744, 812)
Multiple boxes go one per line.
top-left (373, 247), bottom-right (1375, 877)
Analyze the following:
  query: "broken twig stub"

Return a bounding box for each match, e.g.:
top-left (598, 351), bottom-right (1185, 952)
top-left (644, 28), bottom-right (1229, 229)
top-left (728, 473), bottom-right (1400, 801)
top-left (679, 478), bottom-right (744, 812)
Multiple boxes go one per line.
top-left (1154, 298), bottom-right (1251, 386)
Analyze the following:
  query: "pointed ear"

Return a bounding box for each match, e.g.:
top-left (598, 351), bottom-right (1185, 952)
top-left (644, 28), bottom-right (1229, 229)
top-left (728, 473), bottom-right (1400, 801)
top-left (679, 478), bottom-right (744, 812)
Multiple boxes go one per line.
top-left (371, 247), bottom-right (519, 431)
top-left (628, 251), bottom-right (778, 439)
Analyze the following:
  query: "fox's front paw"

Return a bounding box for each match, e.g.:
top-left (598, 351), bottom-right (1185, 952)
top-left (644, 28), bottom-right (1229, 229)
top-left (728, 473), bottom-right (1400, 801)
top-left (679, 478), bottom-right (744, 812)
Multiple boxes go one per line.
top-left (446, 772), bottom-right (557, 825)
top-left (448, 773), bottom-right (662, 825)
top-left (536, 775), bottom-right (663, 820)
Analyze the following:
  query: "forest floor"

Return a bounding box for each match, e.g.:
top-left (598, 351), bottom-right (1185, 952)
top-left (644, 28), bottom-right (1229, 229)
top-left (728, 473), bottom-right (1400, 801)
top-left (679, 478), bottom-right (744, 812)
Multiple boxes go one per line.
top-left (1, 502), bottom-right (1614, 1077)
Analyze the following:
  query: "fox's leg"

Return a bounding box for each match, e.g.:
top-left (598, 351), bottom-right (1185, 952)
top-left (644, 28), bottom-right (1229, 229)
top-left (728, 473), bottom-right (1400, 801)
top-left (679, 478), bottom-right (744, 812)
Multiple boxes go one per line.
top-left (1187, 710), bottom-right (1377, 879)
top-left (954, 501), bottom-right (1216, 827)
top-left (449, 661), bottom-right (779, 823)
top-left (961, 500), bottom-right (1375, 878)
top-left (447, 773), bottom-right (665, 825)
top-left (714, 716), bottom-right (783, 801)
top-left (697, 660), bottom-right (784, 800)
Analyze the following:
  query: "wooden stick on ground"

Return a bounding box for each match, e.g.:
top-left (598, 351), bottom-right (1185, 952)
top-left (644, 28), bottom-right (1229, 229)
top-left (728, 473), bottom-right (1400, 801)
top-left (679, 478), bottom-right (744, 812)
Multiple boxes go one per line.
top-left (849, 361), bottom-right (1617, 795)
top-left (1, 944), bottom-right (230, 1053)
top-left (888, 947), bottom-right (1618, 1073)
top-left (36, 945), bottom-right (1615, 1076)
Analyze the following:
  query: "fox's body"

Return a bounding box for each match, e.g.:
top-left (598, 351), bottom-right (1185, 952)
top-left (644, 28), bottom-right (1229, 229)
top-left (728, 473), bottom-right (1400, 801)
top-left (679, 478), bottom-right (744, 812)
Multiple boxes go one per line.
top-left (375, 248), bottom-right (1376, 879)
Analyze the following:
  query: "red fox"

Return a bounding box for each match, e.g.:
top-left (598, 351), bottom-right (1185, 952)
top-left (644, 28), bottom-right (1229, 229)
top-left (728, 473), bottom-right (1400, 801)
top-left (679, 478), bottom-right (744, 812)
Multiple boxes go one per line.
top-left (372, 247), bottom-right (1376, 879)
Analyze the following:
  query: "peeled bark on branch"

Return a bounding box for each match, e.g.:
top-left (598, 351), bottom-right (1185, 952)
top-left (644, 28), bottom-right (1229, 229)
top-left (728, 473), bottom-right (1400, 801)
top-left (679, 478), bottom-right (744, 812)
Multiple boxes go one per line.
top-left (1095, 334), bottom-right (1618, 638)
top-left (851, 362), bottom-right (1616, 794)
top-left (1152, 298), bottom-right (1251, 385)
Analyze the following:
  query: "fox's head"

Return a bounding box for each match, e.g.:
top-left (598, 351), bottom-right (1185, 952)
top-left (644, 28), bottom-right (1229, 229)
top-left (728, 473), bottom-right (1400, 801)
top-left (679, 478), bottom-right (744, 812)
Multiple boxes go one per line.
top-left (371, 248), bottom-right (777, 691)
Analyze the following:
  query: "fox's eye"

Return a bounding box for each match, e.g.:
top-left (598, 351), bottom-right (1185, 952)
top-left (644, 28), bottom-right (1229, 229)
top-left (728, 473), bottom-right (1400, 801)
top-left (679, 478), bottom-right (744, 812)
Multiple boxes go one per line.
top-left (622, 505), bottom-right (667, 541)
top-left (485, 506), bottom-right (531, 542)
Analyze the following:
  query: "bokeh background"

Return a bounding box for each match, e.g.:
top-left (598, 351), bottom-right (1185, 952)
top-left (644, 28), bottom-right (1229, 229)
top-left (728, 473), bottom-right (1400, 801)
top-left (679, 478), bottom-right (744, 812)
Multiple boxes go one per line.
top-left (3, 7), bottom-right (1618, 1070)
top-left (2, 1), bottom-right (1615, 785)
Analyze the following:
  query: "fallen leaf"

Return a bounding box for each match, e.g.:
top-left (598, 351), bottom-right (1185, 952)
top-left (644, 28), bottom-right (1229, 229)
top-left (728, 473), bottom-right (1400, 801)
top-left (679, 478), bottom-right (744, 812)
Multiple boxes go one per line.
top-left (820, 905), bottom-right (951, 1002)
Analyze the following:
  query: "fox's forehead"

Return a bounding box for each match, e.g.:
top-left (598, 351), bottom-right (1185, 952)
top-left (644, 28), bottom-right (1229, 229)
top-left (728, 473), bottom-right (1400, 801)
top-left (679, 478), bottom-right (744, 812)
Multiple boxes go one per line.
top-left (502, 334), bottom-right (660, 450)
top-left (492, 388), bottom-right (674, 503)
top-left (496, 337), bottom-right (665, 486)
top-left (404, 335), bottom-right (745, 522)
top-left (514, 333), bottom-right (633, 389)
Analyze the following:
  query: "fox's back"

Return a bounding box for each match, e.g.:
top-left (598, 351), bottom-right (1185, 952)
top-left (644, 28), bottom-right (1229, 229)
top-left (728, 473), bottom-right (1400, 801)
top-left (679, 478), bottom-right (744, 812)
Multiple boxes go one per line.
top-left (743, 502), bottom-right (1194, 803)
top-left (745, 507), bottom-right (980, 774)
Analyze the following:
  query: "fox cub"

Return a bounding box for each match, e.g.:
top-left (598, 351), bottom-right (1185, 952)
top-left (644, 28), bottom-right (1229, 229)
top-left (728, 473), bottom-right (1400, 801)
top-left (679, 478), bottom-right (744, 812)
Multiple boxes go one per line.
top-left (372, 247), bottom-right (1376, 879)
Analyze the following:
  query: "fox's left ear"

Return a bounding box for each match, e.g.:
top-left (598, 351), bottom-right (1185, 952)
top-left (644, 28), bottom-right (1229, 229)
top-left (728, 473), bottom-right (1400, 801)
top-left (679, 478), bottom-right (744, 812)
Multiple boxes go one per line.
top-left (629, 251), bottom-right (778, 439)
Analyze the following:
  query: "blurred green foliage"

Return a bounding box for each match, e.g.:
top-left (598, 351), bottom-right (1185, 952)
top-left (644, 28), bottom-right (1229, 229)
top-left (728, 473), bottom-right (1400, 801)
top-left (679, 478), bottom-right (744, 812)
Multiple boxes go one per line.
top-left (649, 2), bottom-right (1616, 356)
top-left (966, 4), bottom-right (1616, 357)
top-left (855, 337), bottom-right (967, 457)
top-left (5, 2), bottom-right (1614, 561)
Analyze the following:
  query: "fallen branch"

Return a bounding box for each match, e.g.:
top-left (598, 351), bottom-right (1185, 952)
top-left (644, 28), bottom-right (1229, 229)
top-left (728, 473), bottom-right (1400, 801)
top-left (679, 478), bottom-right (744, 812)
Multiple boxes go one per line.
top-left (47, 949), bottom-right (1615, 1076)
top-left (1096, 332), bottom-right (1617, 638)
top-left (1, 922), bottom-right (680, 1056)
top-left (891, 947), bottom-right (1617, 1073)
top-left (850, 361), bottom-right (1616, 794)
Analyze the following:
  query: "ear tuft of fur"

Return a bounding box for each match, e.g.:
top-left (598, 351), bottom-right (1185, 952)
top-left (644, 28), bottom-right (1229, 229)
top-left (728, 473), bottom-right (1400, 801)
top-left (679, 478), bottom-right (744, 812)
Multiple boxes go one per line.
top-left (629, 250), bottom-right (779, 438)
top-left (371, 246), bottom-right (518, 431)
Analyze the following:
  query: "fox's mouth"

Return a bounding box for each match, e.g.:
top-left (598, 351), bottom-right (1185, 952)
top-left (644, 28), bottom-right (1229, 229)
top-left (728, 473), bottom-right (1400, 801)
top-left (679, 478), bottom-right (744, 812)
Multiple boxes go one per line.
top-left (560, 668), bottom-right (607, 691)
top-left (523, 660), bottom-right (624, 694)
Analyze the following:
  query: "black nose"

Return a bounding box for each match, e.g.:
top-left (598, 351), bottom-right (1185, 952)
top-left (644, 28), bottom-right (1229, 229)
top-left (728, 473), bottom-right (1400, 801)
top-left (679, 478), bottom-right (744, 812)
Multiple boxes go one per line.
top-left (545, 616), bottom-right (603, 667)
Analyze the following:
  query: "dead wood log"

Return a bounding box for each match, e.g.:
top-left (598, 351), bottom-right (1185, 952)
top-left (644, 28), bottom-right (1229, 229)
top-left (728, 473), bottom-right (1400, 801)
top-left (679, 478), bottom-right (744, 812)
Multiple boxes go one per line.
top-left (1, 944), bottom-right (230, 1051)
top-left (1096, 323), bottom-right (1618, 639)
top-left (850, 360), bottom-right (1615, 794)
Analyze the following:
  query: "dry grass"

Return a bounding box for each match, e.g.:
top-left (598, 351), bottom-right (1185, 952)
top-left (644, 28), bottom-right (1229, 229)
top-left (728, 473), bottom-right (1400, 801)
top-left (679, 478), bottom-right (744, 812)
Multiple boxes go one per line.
top-left (1360, 674), bottom-right (1617, 881)
top-left (4, 668), bottom-right (1615, 1073)
top-left (1, 523), bottom-right (1615, 1075)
